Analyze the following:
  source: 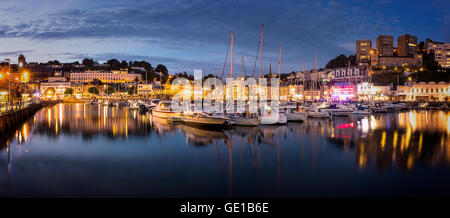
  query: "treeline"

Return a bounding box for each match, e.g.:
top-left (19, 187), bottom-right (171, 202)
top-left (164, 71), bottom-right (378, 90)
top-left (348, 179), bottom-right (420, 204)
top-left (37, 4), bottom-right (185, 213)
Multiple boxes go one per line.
top-left (43, 58), bottom-right (170, 83)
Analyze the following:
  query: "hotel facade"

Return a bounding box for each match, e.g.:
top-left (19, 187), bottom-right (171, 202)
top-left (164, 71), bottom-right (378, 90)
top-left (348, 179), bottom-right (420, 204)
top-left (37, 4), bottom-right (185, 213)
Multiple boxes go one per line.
top-left (70, 70), bottom-right (142, 83)
top-left (398, 82), bottom-right (450, 101)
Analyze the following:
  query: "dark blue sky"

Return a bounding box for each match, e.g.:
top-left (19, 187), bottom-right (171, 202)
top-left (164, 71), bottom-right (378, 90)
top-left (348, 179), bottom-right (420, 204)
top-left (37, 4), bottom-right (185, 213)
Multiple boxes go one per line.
top-left (0, 0), bottom-right (448, 75)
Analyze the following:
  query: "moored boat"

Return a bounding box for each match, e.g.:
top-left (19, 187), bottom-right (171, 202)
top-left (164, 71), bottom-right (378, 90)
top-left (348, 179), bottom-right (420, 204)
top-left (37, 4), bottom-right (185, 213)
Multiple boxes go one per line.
top-left (181, 112), bottom-right (230, 128)
top-left (152, 101), bottom-right (182, 119)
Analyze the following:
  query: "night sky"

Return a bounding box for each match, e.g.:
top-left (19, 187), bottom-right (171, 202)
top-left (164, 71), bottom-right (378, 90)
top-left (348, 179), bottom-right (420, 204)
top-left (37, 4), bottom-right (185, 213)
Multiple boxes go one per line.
top-left (0, 0), bottom-right (448, 75)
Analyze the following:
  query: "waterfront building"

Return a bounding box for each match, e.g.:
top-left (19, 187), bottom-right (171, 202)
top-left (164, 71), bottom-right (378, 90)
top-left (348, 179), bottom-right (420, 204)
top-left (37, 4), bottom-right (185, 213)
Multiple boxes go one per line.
top-left (357, 82), bottom-right (391, 101)
top-left (356, 40), bottom-right (372, 66)
top-left (326, 66), bottom-right (369, 83)
top-left (40, 80), bottom-right (71, 98)
top-left (18, 54), bottom-right (26, 70)
top-left (398, 34), bottom-right (418, 56)
top-left (376, 54), bottom-right (423, 67)
top-left (397, 81), bottom-right (450, 101)
top-left (70, 70), bottom-right (142, 83)
top-left (48, 76), bottom-right (67, 83)
top-left (426, 41), bottom-right (450, 68)
top-left (376, 35), bottom-right (394, 57)
top-left (137, 83), bottom-right (153, 96)
top-left (330, 82), bottom-right (355, 101)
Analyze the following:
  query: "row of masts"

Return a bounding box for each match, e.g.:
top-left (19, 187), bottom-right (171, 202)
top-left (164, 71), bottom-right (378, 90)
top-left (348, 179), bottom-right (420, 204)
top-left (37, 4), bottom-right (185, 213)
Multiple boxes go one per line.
top-left (227, 24), bottom-right (282, 80)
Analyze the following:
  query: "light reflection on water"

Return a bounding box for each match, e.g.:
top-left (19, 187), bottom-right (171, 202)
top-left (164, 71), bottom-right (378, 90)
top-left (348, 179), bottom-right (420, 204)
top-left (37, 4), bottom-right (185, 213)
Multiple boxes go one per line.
top-left (0, 103), bottom-right (449, 197)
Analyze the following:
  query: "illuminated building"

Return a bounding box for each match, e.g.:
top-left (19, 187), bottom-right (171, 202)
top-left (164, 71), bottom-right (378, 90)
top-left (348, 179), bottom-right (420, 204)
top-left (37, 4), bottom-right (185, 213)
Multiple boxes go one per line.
top-left (18, 54), bottom-right (26, 69)
top-left (357, 82), bottom-right (391, 101)
top-left (397, 82), bottom-right (450, 101)
top-left (376, 54), bottom-right (422, 67)
top-left (426, 41), bottom-right (450, 68)
top-left (376, 35), bottom-right (394, 57)
top-left (40, 80), bottom-right (71, 98)
top-left (398, 34), bottom-right (418, 56)
top-left (356, 40), bottom-right (372, 66)
top-left (70, 70), bottom-right (142, 83)
top-left (137, 83), bottom-right (154, 96)
top-left (327, 66), bottom-right (369, 83)
top-left (331, 82), bottom-right (355, 101)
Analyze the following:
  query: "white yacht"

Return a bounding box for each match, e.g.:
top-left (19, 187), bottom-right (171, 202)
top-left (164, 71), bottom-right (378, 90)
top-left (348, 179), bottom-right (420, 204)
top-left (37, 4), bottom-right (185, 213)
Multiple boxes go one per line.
top-left (305, 107), bottom-right (331, 118)
top-left (259, 105), bottom-right (287, 125)
top-left (181, 112), bottom-right (229, 128)
top-left (152, 101), bottom-right (182, 119)
top-left (229, 113), bottom-right (259, 126)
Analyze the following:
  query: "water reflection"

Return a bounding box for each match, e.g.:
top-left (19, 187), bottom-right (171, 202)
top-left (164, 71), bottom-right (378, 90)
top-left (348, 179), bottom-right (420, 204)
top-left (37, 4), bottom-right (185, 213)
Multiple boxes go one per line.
top-left (0, 103), bottom-right (450, 197)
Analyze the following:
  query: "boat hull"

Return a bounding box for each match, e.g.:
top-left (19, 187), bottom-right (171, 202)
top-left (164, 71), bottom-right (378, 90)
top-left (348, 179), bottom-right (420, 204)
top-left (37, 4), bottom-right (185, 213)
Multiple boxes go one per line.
top-left (260, 114), bottom-right (287, 125)
top-left (231, 117), bottom-right (259, 126)
top-left (152, 110), bottom-right (182, 119)
top-left (287, 113), bottom-right (307, 122)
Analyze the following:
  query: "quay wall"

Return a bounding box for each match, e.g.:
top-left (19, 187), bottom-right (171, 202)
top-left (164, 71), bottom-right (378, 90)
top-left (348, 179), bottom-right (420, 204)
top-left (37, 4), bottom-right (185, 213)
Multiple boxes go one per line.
top-left (0, 104), bottom-right (43, 134)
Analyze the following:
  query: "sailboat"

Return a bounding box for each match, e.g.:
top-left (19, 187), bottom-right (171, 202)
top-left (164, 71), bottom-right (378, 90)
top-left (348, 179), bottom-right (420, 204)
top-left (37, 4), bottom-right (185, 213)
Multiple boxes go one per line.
top-left (152, 100), bottom-right (182, 119)
top-left (226, 31), bottom-right (260, 126)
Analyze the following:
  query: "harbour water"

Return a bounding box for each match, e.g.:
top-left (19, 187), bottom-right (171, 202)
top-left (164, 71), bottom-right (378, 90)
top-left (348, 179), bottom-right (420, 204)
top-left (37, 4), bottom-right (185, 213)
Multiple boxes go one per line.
top-left (0, 103), bottom-right (450, 197)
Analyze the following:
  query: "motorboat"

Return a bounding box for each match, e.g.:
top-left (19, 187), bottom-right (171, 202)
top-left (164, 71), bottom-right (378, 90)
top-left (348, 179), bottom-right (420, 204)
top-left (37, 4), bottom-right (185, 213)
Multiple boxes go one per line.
top-left (321, 104), bottom-right (353, 116)
top-left (229, 113), bottom-right (259, 126)
top-left (283, 107), bottom-right (307, 122)
top-left (129, 100), bottom-right (139, 109)
top-left (147, 99), bottom-right (161, 110)
top-left (181, 112), bottom-right (230, 128)
top-left (352, 104), bottom-right (371, 116)
top-left (260, 113), bottom-right (288, 125)
top-left (258, 105), bottom-right (287, 125)
top-left (371, 103), bottom-right (388, 113)
top-left (152, 100), bottom-right (182, 119)
top-left (90, 98), bottom-right (99, 105)
top-left (305, 107), bottom-right (331, 118)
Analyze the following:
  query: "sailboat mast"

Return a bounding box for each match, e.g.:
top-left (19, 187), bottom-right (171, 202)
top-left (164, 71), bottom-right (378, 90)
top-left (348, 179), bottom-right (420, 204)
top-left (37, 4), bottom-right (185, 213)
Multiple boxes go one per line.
top-left (241, 56), bottom-right (244, 78)
top-left (259, 24), bottom-right (264, 78)
top-left (278, 43), bottom-right (282, 78)
top-left (230, 32), bottom-right (234, 78)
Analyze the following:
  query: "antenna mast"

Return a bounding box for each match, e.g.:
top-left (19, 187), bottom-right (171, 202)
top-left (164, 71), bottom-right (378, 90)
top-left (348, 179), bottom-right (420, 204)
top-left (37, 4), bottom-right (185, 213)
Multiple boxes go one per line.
top-left (230, 32), bottom-right (234, 78)
top-left (241, 56), bottom-right (244, 78)
top-left (278, 43), bottom-right (282, 78)
top-left (259, 24), bottom-right (264, 78)
top-left (314, 52), bottom-right (318, 72)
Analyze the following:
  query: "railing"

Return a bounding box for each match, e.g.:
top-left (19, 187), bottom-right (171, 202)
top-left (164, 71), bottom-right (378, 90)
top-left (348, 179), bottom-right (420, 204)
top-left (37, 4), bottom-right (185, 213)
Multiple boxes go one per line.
top-left (0, 101), bottom-right (34, 114)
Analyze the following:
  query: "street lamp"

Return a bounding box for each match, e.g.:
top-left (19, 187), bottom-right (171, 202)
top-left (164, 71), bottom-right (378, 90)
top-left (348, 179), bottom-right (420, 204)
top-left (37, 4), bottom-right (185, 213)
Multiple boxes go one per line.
top-left (5, 59), bottom-right (11, 107)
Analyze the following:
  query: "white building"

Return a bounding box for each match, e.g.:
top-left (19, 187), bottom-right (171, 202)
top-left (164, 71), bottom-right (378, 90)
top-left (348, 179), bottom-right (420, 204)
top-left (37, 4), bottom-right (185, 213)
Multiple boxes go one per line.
top-left (327, 67), bottom-right (369, 83)
top-left (357, 82), bottom-right (391, 101)
top-left (426, 41), bottom-right (450, 68)
top-left (40, 81), bottom-right (71, 97)
top-left (137, 83), bottom-right (153, 96)
top-left (70, 70), bottom-right (142, 83)
top-left (398, 81), bottom-right (450, 101)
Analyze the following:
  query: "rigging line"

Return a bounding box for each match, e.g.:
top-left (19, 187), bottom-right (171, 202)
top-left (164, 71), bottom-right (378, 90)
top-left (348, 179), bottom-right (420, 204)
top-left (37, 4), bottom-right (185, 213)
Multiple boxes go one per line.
top-left (221, 35), bottom-right (231, 81)
top-left (252, 25), bottom-right (261, 77)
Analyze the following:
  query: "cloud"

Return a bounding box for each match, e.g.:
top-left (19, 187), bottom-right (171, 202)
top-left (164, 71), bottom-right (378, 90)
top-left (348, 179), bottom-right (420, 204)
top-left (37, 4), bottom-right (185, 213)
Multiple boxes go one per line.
top-left (0, 49), bottom-right (34, 56)
top-left (0, 0), bottom-right (446, 73)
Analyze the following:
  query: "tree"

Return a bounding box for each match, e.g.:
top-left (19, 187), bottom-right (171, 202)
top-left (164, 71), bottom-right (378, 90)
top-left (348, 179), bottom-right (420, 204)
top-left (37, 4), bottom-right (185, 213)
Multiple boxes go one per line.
top-left (47, 60), bottom-right (61, 65)
top-left (107, 59), bottom-right (121, 70)
top-left (82, 58), bottom-right (95, 69)
top-left (88, 87), bottom-right (99, 95)
top-left (105, 86), bottom-right (115, 94)
top-left (91, 79), bottom-right (103, 86)
top-left (120, 60), bottom-right (128, 68)
top-left (325, 54), bottom-right (356, 69)
top-left (64, 88), bottom-right (74, 95)
top-left (412, 52), bottom-right (450, 82)
top-left (127, 86), bottom-right (136, 95)
top-left (155, 64), bottom-right (169, 83)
